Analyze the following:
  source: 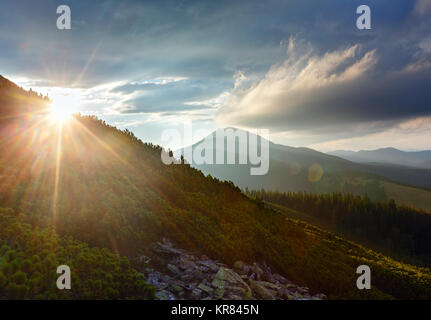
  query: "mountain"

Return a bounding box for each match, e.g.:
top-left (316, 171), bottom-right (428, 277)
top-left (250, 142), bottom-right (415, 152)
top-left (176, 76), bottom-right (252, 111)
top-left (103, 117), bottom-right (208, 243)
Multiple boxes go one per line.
top-left (421, 159), bottom-right (431, 169)
top-left (178, 129), bottom-right (431, 211)
top-left (329, 148), bottom-right (431, 168)
top-left (1, 75), bottom-right (431, 300)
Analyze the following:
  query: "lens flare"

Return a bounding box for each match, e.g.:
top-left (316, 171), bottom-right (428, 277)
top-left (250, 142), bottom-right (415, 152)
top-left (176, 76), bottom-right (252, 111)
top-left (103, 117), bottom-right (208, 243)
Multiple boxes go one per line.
top-left (49, 94), bottom-right (78, 123)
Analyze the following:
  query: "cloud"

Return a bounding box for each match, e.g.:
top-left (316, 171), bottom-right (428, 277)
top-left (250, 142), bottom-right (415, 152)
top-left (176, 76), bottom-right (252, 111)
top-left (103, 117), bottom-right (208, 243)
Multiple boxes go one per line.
top-left (3, 0), bottom-right (431, 150)
top-left (216, 41), bottom-right (431, 143)
top-left (109, 78), bottom-right (229, 114)
top-left (310, 116), bottom-right (431, 152)
top-left (414, 0), bottom-right (431, 17)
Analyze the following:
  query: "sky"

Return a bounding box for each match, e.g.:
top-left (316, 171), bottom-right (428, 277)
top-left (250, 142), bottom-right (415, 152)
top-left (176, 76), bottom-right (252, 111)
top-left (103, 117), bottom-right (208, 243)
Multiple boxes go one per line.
top-left (1, 0), bottom-right (431, 151)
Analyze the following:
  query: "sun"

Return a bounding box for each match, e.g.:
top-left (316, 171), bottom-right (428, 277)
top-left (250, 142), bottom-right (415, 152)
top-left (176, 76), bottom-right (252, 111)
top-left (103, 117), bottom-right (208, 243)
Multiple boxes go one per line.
top-left (49, 94), bottom-right (78, 123)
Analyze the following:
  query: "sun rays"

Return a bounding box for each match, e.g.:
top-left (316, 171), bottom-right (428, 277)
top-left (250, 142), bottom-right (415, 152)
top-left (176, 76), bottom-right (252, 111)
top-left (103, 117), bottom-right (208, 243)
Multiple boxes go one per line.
top-left (49, 93), bottom-right (79, 123)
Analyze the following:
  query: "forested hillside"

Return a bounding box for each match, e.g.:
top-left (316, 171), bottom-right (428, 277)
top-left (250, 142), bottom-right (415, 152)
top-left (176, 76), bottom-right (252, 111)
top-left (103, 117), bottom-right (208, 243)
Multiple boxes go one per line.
top-left (1, 75), bottom-right (431, 299)
top-left (247, 190), bottom-right (431, 267)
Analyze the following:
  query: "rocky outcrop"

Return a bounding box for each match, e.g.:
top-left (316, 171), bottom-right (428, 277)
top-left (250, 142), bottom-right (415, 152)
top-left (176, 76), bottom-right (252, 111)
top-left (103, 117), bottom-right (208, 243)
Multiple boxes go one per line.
top-left (139, 239), bottom-right (326, 300)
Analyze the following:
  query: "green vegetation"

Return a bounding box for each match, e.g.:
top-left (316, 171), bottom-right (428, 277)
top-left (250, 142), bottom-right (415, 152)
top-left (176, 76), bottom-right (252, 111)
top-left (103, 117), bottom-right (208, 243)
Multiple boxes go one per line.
top-left (0, 208), bottom-right (155, 299)
top-left (1, 75), bottom-right (431, 300)
top-left (247, 189), bottom-right (431, 267)
top-left (382, 181), bottom-right (431, 212)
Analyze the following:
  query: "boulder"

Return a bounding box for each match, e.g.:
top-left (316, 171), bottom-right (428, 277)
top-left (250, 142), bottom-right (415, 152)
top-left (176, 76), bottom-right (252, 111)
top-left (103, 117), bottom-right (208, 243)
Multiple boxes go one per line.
top-left (214, 287), bottom-right (225, 299)
top-left (155, 290), bottom-right (173, 300)
top-left (167, 264), bottom-right (180, 275)
top-left (256, 281), bottom-right (282, 291)
top-left (192, 288), bottom-right (202, 299)
top-left (198, 260), bottom-right (219, 272)
top-left (211, 267), bottom-right (252, 299)
top-left (178, 257), bottom-right (197, 270)
top-left (198, 283), bottom-right (214, 295)
top-left (249, 280), bottom-right (277, 300)
top-left (172, 284), bottom-right (184, 293)
top-left (139, 255), bottom-right (151, 264)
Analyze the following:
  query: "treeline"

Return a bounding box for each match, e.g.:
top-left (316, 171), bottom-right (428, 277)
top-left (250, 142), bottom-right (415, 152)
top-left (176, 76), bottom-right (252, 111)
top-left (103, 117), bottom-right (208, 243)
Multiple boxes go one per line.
top-left (0, 75), bottom-right (50, 125)
top-left (246, 189), bottom-right (431, 266)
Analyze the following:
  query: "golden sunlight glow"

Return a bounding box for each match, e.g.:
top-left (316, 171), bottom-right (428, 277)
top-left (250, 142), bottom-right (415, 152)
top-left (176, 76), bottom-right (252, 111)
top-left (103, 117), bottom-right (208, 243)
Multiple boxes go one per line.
top-left (49, 93), bottom-right (79, 122)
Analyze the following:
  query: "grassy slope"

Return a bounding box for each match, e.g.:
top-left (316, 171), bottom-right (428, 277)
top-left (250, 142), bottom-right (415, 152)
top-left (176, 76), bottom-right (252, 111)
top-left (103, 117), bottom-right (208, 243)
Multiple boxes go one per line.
top-left (382, 181), bottom-right (431, 212)
top-left (1, 76), bottom-right (431, 299)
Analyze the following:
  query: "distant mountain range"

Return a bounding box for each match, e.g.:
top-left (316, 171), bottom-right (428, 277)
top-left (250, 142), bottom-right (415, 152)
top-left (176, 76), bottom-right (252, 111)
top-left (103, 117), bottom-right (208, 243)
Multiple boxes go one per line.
top-left (328, 148), bottom-right (431, 168)
top-left (178, 129), bottom-right (431, 211)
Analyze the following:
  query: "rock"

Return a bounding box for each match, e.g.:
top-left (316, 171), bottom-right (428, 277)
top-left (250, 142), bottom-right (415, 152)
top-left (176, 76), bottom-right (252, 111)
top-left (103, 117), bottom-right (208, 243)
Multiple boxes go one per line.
top-left (312, 293), bottom-right (326, 300)
top-left (180, 274), bottom-right (193, 282)
top-left (172, 285), bottom-right (184, 293)
top-left (155, 290), bottom-right (173, 300)
top-left (192, 288), bottom-right (202, 299)
top-left (139, 255), bottom-right (151, 264)
top-left (198, 265), bottom-right (210, 273)
top-left (167, 264), bottom-right (180, 275)
top-left (211, 267), bottom-right (252, 299)
top-left (146, 271), bottom-right (162, 285)
top-left (153, 241), bottom-right (183, 255)
top-left (243, 265), bottom-right (250, 274)
top-left (198, 282), bottom-right (214, 295)
top-left (249, 280), bottom-right (277, 300)
top-left (297, 286), bottom-right (309, 294)
top-left (261, 272), bottom-right (275, 283)
top-left (141, 239), bottom-right (325, 301)
top-left (189, 269), bottom-right (205, 280)
top-left (198, 260), bottom-right (219, 273)
top-left (179, 257), bottom-right (197, 270)
top-left (277, 286), bottom-right (290, 299)
top-left (188, 282), bottom-right (198, 291)
top-left (256, 281), bottom-right (282, 291)
top-left (185, 254), bottom-right (196, 261)
top-left (252, 263), bottom-right (264, 275)
top-left (230, 286), bottom-right (251, 298)
top-left (212, 267), bottom-right (243, 287)
top-left (214, 287), bottom-right (225, 299)
top-left (273, 274), bottom-right (288, 284)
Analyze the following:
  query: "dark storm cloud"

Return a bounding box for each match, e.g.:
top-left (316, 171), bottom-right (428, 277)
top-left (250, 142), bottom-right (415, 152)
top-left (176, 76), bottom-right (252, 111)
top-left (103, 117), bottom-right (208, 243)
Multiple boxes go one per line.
top-left (215, 1), bottom-right (431, 140)
top-left (1, 0), bottom-right (431, 142)
top-left (217, 47), bottom-right (431, 133)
